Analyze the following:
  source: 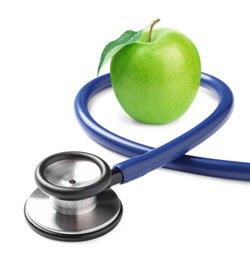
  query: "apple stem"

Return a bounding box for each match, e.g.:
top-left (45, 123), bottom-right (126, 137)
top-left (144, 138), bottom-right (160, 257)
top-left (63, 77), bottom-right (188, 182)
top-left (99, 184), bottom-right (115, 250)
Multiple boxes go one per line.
top-left (148, 18), bottom-right (160, 42)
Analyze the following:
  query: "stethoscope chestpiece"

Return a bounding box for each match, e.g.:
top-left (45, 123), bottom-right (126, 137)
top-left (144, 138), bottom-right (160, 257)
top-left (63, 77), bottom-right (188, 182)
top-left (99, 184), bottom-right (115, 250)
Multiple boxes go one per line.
top-left (24, 151), bottom-right (123, 241)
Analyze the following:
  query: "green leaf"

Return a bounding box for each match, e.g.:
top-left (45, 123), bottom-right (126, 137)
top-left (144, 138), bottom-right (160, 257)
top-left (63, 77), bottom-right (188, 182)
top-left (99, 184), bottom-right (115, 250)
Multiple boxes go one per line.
top-left (97, 29), bottom-right (144, 75)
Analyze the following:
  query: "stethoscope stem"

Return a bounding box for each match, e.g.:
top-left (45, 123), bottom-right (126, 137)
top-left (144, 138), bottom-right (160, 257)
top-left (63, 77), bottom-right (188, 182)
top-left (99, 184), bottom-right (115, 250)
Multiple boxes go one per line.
top-left (110, 168), bottom-right (124, 186)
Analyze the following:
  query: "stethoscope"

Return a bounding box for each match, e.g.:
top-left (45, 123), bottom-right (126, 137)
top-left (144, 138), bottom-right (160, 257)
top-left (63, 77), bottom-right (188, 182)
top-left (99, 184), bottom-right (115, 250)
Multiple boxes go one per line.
top-left (24, 72), bottom-right (250, 241)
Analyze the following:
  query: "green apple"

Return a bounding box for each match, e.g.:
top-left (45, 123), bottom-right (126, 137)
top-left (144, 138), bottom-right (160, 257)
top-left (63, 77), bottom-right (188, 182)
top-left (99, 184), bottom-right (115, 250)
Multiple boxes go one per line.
top-left (110, 21), bottom-right (201, 124)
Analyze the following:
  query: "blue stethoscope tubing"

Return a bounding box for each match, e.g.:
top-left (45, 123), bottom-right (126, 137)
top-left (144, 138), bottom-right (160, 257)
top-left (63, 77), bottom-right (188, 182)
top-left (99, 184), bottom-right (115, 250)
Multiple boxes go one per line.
top-left (75, 73), bottom-right (250, 183)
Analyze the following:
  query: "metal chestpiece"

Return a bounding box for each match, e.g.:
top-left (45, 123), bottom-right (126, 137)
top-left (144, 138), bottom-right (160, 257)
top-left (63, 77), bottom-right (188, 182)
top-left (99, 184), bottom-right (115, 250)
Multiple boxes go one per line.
top-left (24, 152), bottom-right (123, 241)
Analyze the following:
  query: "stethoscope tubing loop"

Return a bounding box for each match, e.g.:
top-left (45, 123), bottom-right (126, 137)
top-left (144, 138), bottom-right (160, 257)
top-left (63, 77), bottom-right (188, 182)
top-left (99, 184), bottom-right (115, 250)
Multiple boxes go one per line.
top-left (74, 73), bottom-right (250, 183)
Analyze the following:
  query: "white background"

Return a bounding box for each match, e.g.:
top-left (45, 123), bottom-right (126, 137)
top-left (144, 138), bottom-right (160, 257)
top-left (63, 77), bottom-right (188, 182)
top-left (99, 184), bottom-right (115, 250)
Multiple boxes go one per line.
top-left (1, 0), bottom-right (250, 259)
